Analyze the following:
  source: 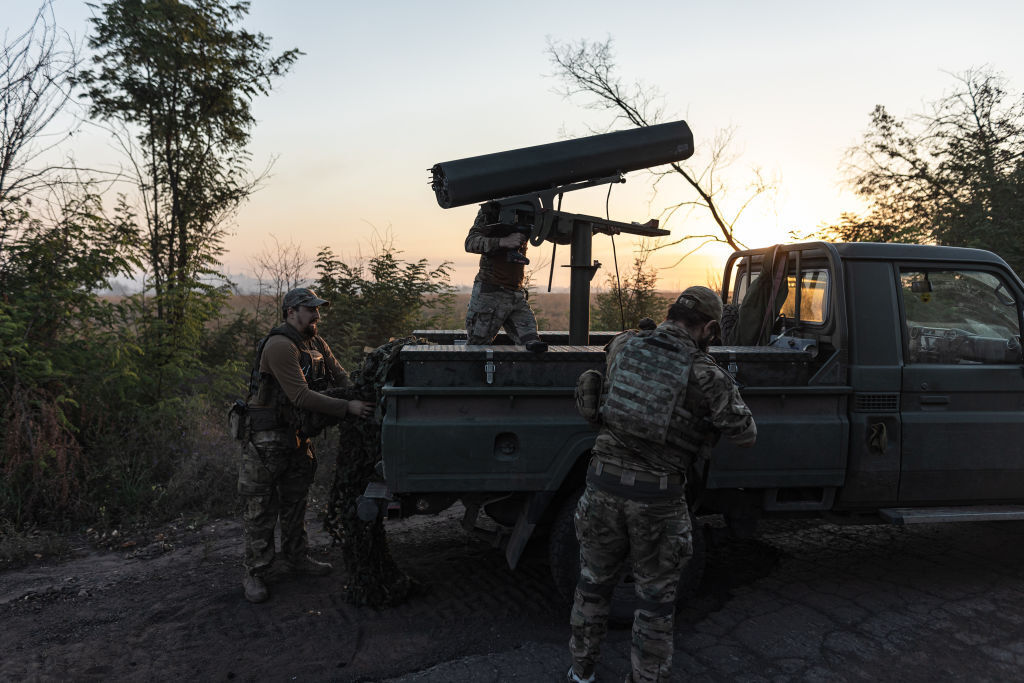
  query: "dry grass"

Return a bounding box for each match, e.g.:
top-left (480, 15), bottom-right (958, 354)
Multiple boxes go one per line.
top-left (424, 290), bottom-right (676, 332)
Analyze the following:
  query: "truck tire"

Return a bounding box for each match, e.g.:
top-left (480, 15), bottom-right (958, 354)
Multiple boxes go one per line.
top-left (547, 490), bottom-right (706, 624)
top-left (548, 490), bottom-right (584, 602)
top-left (720, 302), bottom-right (739, 345)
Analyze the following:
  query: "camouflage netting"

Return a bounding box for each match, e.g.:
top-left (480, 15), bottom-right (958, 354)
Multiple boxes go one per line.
top-left (324, 336), bottom-right (429, 608)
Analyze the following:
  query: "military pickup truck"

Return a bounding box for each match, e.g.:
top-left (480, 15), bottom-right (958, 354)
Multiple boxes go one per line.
top-left (366, 241), bottom-right (1024, 599)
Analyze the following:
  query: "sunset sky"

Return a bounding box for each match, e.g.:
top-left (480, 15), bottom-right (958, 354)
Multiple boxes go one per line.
top-left (7, 0), bottom-right (1024, 291)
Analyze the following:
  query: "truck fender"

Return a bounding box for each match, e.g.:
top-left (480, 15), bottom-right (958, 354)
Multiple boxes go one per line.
top-left (504, 434), bottom-right (594, 569)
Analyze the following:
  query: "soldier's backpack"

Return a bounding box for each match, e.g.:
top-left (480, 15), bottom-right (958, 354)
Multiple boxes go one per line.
top-left (601, 330), bottom-right (693, 444)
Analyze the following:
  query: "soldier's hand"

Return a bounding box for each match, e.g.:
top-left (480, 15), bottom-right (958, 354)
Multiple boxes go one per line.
top-left (497, 233), bottom-right (526, 249)
top-left (347, 399), bottom-right (374, 419)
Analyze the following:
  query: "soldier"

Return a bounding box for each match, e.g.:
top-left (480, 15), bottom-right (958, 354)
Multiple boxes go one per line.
top-left (568, 286), bottom-right (757, 683)
top-left (464, 206), bottom-right (547, 352)
top-left (238, 287), bottom-right (374, 604)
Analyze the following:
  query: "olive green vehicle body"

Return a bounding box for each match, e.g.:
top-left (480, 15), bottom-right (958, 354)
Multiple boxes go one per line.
top-left (378, 242), bottom-right (1024, 568)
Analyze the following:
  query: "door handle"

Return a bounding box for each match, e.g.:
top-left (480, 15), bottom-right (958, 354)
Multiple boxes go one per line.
top-left (920, 395), bottom-right (950, 405)
top-left (868, 422), bottom-right (888, 454)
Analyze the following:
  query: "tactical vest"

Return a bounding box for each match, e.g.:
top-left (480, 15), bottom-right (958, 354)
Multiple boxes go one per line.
top-left (600, 326), bottom-right (715, 465)
top-left (476, 250), bottom-right (526, 290)
top-left (247, 323), bottom-right (332, 432)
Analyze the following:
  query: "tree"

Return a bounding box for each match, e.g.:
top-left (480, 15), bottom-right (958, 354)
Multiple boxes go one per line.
top-left (248, 234), bottom-right (309, 332)
top-left (313, 239), bottom-right (454, 369)
top-left (810, 211), bottom-right (928, 245)
top-left (0, 1), bottom-right (80, 210)
top-left (78, 0), bottom-right (301, 363)
top-left (592, 247), bottom-right (670, 331)
top-left (547, 37), bottom-right (775, 259)
top-left (0, 180), bottom-right (139, 524)
top-left (842, 68), bottom-right (1024, 273)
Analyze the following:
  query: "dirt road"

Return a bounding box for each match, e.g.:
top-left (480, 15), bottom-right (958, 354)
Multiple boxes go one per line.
top-left (3, 509), bottom-right (1024, 681)
top-left (0, 507), bottom-right (566, 681)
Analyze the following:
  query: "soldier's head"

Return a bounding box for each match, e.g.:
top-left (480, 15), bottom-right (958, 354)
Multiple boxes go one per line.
top-left (667, 286), bottom-right (722, 350)
top-left (282, 287), bottom-right (330, 337)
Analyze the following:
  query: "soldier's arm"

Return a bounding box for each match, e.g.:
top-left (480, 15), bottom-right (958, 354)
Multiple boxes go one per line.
top-left (464, 208), bottom-right (504, 254)
top-left (262, 336), bottom-right (351, 418)
top-left (695, 357), bottom-right (757, 447)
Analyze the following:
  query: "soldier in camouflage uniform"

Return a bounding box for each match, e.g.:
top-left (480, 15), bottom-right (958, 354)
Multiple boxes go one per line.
top-left (464, 206), bottom-right (547, 351)
top-left (568, 286), bottom-right (757, 683)
top-left (238, 288), bottom-right (374, 604)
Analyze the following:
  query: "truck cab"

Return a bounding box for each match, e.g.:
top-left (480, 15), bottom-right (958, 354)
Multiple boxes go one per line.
top-left (710, 242), bottom-right (1024, 519)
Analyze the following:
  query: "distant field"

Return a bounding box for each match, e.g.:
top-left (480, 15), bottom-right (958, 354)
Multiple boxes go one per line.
top-left (104, 290), bottom-right (676, 333)
top-left (438, 290), bottom-right (675, 332)
top-left (450, 291), bottom-right (574, 329)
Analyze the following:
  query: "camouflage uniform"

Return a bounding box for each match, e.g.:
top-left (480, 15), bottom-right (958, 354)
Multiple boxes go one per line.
top-left (464, 207), bottom-right (540, 345)
top-left (238, 428), bottom-right (317, 574)
top-left (570, 289), bottom-right (756, 683)
top-left (238, 291), bottom-right (352, 584)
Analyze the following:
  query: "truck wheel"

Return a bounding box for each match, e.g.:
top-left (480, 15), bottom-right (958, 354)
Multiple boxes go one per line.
top-left (547, 490), bottom-right (706, 624)
top-left (548, 490), bottom-right (584, 602)
top-left (720, 303), bottom-right (739, 345)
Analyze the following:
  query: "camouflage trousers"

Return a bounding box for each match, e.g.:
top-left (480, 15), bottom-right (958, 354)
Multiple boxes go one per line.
top-left (465, 282), bottom-right (539, 345)
top-left (570, 483), bottom-right (693, 683)
top-left (237, 428), bottom-right (316, 576)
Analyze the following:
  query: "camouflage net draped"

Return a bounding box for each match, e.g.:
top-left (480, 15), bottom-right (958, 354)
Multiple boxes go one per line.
top-left (324, 336), bottom-right (427, 608)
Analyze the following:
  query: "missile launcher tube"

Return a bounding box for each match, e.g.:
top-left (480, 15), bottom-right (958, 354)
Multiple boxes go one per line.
top-left (430, 120), bottom-right (694, 209)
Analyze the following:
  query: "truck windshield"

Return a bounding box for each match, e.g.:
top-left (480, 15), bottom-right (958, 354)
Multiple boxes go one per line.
top-left (901, 269), bottom-right (1023, 365)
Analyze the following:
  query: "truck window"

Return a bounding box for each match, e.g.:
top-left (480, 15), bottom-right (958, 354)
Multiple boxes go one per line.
top-left (780, 269), bottom-right (829, 324)
top-left (731, 266), bottom-right (829, 325)
top-left (901, 269), bottom-right (1023, 365)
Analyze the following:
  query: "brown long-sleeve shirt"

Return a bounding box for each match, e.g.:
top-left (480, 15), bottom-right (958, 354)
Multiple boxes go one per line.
top-left (255, 334), bottom-right (351, 418)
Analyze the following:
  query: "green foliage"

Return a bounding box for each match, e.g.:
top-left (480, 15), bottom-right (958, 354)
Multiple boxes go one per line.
top-left (82, 393), bottom-right (239, 524)
top-left (79, 0), bottom-right (301, 365)
top-left (0, 1), bottom-right (293, 531)
top-left (313, 244), bottom-right (455, 369)
top-left (0, 189), bottom-right (139, 525)
top-left (592, 253), bottom-right (670, 331)
top-left (841, 68), bottom-right (1024, 274)
top-left (814, 211), bottom-right (931, 245)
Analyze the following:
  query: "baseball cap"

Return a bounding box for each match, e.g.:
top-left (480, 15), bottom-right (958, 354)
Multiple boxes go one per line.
top-left (674, 286), bottom-right (723, 322)
top-left (282, 287), bottom-right (330, 312)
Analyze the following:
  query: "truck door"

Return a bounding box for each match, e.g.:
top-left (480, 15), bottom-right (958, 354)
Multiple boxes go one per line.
top-left (898, 266), bottom-right (1024, 503)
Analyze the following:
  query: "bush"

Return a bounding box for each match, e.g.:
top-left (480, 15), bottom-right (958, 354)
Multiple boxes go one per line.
top-left (313, 242), bottom-right (454, 369)
top-left (592, 253), bottom-right (670, 331)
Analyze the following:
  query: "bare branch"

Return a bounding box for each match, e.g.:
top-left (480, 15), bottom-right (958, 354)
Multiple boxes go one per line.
top-left (0, 1), bottom-right (82, 206)
top-left (546, 37), bottom-right (773, 257)
top-left (248, 234), bottom-right (310, 317)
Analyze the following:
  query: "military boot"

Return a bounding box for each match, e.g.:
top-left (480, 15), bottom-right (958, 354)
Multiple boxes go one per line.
top-left (242, 572), bottom-right (268, 603)
top-left (287, 555), bottom-right (333, 576)
top-left (525, 339), bottom-right (548, 353)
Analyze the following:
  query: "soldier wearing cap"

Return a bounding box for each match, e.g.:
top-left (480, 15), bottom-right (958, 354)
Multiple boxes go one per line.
top-left (567, 286), bottom-right (757, 683)
top-left (237, 287), bottom-right (374, 603)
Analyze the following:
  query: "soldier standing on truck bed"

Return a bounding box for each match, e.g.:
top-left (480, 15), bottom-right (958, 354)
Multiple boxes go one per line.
top-left (464, 206), bottom-right (547, 352)
top-left (237, 287), bottom-right (374, 604)
top-left (568, 286), bottom-right (757, 683)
